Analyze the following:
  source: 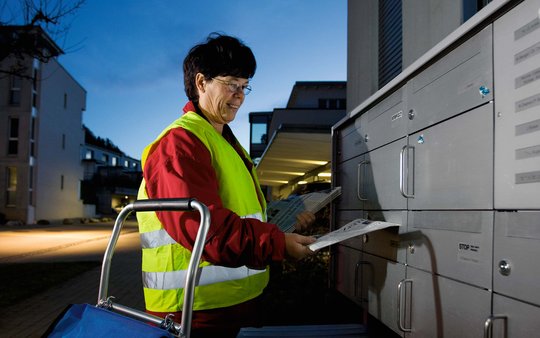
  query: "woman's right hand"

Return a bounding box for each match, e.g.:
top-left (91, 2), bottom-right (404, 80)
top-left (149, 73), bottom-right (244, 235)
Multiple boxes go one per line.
top-left (284, 233), bottom-right (316, 260)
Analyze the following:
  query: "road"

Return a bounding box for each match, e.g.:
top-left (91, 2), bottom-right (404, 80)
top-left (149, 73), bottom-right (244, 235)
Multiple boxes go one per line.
top-left (0, 220), bottom-right (145, 337)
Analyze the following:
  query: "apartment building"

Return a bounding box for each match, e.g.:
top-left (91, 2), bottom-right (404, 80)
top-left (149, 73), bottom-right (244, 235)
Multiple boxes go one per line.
top-left (251, 81), bottom-right (346, 199)
top-left (0, 26), bottom-right (87, 224)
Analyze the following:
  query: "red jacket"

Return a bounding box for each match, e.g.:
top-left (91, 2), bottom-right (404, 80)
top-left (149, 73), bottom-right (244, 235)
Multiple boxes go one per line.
top-left (143, 102), bottom-right (285, 269)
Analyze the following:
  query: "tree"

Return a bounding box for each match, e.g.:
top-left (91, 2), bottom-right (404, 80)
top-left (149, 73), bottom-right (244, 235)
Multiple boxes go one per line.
top-left (0, 0), bottom-right (85, 78)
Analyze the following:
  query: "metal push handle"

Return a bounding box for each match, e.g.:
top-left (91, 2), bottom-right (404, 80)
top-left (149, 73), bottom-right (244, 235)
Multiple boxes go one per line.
top-left (484, 315), bottom-right (507, 338)
top-left (357, 160), bottom-right (370, 201)
top-left (98, 198), bottom-right (211, 338)
top-left (397, 278), bottom-right (413, 332)
top-left (399, 145), bottom-right (415, 198)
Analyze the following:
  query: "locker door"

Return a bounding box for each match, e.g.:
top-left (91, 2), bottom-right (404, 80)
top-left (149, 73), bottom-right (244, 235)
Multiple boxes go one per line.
top-left (407, 211), bottom-right (493, 289)
top-left (403, 267), bottom-right (491, 338)
top-left (361, 252), bottom-right (406, 337)
top-left (493, 211), bottom-right (540, 306)
top-left (364, 137), bottom-right (408, 211)
top-left (407, 103), bottom-right (494, 210)
top-left (335, 155), bottom-right (367, 210)
top-left (334, 244), bottom-right (363, 306)
top-left (491, 294), bottom-right (540, 338)
top-left (406, 25), bottom-right (493, 135)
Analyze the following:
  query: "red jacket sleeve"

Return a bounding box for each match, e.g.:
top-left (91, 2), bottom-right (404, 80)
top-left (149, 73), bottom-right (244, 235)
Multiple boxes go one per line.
top-left (143, 126), bottom-right (285, 269)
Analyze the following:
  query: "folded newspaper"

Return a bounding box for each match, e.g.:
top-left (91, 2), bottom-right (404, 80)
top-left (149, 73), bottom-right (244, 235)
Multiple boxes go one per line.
top-left (308, 218), bottom-right (401, 251)
top-left (267, 187), bottom-right (342, 233)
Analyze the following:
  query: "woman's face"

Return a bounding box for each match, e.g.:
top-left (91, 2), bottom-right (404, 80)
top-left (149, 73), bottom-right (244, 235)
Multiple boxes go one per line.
top-left (197, 74), bottom-right (249, 127)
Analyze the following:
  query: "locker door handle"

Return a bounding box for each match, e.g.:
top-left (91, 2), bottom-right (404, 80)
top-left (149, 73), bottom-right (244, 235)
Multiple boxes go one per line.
top-left (357, 160), bottom-right (370, 201)
top-left (484, 315), bottom-right (507, 338)
top-left (397, 278), bottom-right (413, 332)
top-left (400, 145), bottom-right (415, 198)
top-left (354, 260), bottom-right (372, 300)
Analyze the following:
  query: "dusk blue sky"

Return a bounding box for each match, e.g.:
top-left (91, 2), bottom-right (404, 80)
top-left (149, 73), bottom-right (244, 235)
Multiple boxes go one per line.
top-left (14, 1), bottom-right (348, 158)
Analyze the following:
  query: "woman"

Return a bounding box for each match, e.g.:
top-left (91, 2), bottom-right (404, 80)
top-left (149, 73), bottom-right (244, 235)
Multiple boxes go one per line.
top-left (137, 33), bottom-right (316, 337)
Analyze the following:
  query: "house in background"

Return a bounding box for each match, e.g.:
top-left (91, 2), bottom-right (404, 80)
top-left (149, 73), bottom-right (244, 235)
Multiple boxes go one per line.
top-left (250, 81), bottom-right (346, 199)
top-left (81, 126), bottom-right (141, 216)
top-left (0, 26), bottom-right (87, 224)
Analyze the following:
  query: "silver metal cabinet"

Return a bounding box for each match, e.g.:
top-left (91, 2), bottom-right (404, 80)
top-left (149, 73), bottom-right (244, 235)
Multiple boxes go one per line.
top-left (407, 211), bottom-right (493, 289)
top-left (406, 103), bottom-right (494, 210)
top-left (401, 267), bottom-right (491, 338)
top-left (493, 211), bottom-right (540, 306)
top-left (406, 25), bottom-right (493, 135)
top-left (494, 0), bottom-right (540, 209)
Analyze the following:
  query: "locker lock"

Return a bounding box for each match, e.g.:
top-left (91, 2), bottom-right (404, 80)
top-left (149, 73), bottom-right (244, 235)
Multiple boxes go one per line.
top-left (408, 243), bottom-right (415, 254)
top-left (408, 109), bottom-right (415, 120)
top-left (498, 260), bottom-right (511, 276)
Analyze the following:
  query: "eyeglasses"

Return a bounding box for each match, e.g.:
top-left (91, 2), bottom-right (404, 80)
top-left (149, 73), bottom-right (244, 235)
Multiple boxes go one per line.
top-left (212, 77), bottom-right (252, 95)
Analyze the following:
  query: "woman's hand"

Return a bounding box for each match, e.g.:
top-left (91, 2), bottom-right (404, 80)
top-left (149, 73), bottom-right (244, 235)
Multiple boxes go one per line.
top-left (294, 211), bottom-right (316, 232)
top-left (284, 233), bottom-right (316, 260)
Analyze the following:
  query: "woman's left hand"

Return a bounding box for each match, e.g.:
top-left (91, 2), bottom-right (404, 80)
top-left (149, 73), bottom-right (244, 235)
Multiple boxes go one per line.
top-left (294, 211), bottom-right (316, 232)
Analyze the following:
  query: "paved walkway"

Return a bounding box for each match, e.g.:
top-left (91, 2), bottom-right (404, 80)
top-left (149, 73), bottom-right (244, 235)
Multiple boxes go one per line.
top-left (0, 221), bottom-right (145, 337)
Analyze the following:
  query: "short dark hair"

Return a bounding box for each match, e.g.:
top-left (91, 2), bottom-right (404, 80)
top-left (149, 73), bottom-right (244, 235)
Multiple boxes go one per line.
top-left (183, 33), bottom-right (256, 102)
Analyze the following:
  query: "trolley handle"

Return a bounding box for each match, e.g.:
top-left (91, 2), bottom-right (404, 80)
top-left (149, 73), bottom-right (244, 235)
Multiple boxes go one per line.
top-left (98, 198), bottom-right (211, 338)
top-left (132, 198), bottom-right (195, 212)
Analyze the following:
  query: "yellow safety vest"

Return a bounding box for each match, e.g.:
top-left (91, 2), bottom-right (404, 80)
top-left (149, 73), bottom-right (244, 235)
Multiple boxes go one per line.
top-left (137, 111), bottom-right (269, 312)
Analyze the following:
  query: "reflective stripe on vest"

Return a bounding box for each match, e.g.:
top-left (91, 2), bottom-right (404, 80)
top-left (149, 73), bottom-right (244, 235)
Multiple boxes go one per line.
top-left (143, 265), bottom-right (266, 289)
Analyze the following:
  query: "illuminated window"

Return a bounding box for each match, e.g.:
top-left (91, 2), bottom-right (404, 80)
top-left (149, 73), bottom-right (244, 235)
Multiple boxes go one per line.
top-left (6, 167), bottom-right (17, 206)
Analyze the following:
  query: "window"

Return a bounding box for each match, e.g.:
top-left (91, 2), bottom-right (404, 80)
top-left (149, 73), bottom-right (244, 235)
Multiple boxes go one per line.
top-left (63, 93), bottom-right (68, 109)
top-left (378, 0), bottom-right (403, 88)
top-left (61, 175), bottom-right (64, 190)
top-left (8, 117), bottom-right (19, 155)
top-left (29, 166), bottom-right (34, 206)
top-left (112, 156), bottom-right (118, 166)
top-left (6, 167), bottom-right (17, 206)
top-left (9, 76), bottom-right (22, 105)
top-left (62, 134), bottom-right (66, 150)
top-left (124, 160), bottom-right (129, 168)
top-left (102, 154), bottom-right (109, 164)
top-left (85, 149), bottom-right (94, 160)
top-left (251, 123), bottom-right (267, 145)
top-left (30, 117), bottom-right (36, 157)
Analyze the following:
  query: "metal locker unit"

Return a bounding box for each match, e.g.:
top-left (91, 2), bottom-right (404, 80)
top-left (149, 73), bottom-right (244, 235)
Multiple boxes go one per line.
top-left (400, 267), bottom-right (491, 338)
top-left (494, 0), bottom-right (540, 209)
top-left (332, 1), bottom-right (540, 337)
